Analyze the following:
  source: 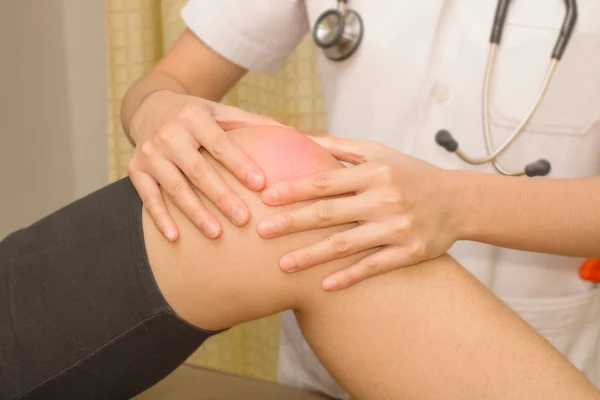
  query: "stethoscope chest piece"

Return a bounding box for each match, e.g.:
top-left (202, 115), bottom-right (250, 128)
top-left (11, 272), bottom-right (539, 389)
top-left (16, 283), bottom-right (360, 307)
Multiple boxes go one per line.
top-left (313, 1), bottom-right (363, 61)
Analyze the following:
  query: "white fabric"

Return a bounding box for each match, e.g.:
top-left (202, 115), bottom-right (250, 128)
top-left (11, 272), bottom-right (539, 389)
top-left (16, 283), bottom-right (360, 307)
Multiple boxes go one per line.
top-left (181, 0), bottom-right (309, 73)
top-left (182, 0), bottom-right (600, 398)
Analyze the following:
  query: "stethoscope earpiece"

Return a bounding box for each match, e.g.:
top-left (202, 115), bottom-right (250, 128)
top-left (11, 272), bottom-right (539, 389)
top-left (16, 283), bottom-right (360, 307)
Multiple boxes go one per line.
top-left (313, 0), bottom-right (364, 61)
top-left (435, 130), bottom-right (553, 177)
top-left (524, 159), bottom-right (551, 177)
top-left (435, 130), bottom-right (459, 153)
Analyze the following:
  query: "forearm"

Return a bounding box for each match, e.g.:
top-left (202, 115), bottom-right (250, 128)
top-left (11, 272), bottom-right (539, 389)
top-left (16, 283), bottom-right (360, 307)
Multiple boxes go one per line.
top-left (120, 71), bottom-right (187, 142)
top-left (120, 29), bottom-right (247, 143)
top-left (454, 170), bottom-right (600, 257)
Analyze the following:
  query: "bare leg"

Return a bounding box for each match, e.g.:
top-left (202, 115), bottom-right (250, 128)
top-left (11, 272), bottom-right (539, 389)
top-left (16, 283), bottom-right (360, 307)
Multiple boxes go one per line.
top-left (144, 126), bottom-right (600, 400)
top-left (298, 255), bottom-right (597, 399)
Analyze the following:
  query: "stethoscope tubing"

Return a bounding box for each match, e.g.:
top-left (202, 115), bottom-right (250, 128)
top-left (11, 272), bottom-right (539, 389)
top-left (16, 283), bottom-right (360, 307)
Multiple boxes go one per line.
top-left (313, 0), bottom-right (579, 177)
top-left (437, 0), bottom-right (578, 176)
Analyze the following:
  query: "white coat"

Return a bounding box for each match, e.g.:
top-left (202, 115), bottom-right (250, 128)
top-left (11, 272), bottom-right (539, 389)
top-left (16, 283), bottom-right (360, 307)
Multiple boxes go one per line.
top-left (182, 1), bottom-right (600, 398)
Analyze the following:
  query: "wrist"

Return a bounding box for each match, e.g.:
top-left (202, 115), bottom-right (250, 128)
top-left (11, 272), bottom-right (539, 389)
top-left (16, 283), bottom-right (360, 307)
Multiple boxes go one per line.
top-left (441, 169), bottom-right (484, 242)
top-left (129, 89), bottom-right (176, 144)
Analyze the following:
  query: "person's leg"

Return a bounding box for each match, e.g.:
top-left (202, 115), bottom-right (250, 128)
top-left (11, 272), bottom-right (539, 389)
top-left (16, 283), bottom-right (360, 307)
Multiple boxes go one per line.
top-left (145, 126), bottom-right (600, 400)
top-left (0, 126), bottom-right (344, 400)
top-left (297, 256), bottom-right (599, 400)
top-left (2, 125), bottom-right (599, 400)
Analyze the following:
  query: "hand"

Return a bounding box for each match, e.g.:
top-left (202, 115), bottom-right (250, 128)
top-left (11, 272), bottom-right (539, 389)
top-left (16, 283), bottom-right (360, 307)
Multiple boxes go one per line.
top-left (257, 136), bottom-right (461, 291)
top-left (128, 90), bottom-right (283, 241)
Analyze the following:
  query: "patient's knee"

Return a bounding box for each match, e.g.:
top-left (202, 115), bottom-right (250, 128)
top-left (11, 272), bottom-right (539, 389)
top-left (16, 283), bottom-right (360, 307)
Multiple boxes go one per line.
top-left (223, 126), bottom-right (344, 185)
top-left (139, 126), bottom-right (350, 331)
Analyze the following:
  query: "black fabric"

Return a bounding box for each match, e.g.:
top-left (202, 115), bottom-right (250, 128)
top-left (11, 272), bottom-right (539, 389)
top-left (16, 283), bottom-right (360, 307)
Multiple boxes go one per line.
top-left (0, 178), bottom-right (217, 400)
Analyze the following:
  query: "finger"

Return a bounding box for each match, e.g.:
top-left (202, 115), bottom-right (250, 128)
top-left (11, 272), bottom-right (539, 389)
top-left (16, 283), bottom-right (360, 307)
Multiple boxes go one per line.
top-left (185, 111), bottom-right (267, 191)
top-left (322, 246), bottom-right (417, 291)
top-left (257, 193), bottom-right (372, 239)
top-left (148, 159), bottom-right (222, 239)
top-left (278, 222), bottom-right (388, 273)
top-left (129, 172), bottom-right (179, 242)
top-left (164, 132), bottom-right (251, 226)
top-left (261, 164), bottom-right (372, 206)
top-left (307, 135), bottom-right (375, 165)
top-left (210, 103), bottom-right (287, 130)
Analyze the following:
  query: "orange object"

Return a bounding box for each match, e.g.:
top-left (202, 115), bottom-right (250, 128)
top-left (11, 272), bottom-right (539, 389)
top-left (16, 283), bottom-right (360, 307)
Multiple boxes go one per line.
top-left (579, 258), bottom-right (600, 283)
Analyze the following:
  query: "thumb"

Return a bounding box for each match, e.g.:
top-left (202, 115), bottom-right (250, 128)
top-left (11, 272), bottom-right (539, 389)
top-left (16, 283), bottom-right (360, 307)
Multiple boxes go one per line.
top-left (211, 103), bottom-right (286, 131)
top-left (307, 135), bottom-right (372, 165)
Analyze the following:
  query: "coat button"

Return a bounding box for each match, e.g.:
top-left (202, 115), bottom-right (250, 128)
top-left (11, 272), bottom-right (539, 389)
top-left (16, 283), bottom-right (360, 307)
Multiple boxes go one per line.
top-left (431, 83), bottom-right (450, 104)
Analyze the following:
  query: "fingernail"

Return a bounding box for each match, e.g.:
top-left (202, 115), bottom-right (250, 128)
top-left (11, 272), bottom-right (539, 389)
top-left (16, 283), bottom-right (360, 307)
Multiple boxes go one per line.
top-left (203, 221), bottom-right (221, 238)
top-left (322, 277), bottom-right (339, 291)
top-left (164, 228), bottom-right (176, 242)
top-left (280, 255), bottom-right (297, 272)
top-left (257, 220), bottom-right (276, 237)
top-left (261, 187), bottom-right (278, 204)
top-left (231, 207), bottom-right (248, 225)
top-left (247, 173), bottom-right (265, 191)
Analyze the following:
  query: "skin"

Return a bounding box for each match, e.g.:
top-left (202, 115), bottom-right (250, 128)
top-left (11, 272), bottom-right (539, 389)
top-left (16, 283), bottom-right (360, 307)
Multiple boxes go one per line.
top-left (123, 30), bottom-right (278, 241)
top-left (257, 136), bottom-right (600, 289)
top-left (143, 126), bottom-right (600, 400)
top-left (122, 27), bottom-right (600, 291)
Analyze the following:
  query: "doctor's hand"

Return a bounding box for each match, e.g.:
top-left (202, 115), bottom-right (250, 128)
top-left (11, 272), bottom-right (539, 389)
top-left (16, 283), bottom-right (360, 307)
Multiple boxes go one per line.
top-left (257, 136), bottom-right (462, 291)
top-left (127, 90), bottom-right (283, 241)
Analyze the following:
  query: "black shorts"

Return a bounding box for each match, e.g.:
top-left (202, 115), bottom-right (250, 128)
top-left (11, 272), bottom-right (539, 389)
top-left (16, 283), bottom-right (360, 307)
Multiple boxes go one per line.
top-left (0, 178), bottom-right (219, 400)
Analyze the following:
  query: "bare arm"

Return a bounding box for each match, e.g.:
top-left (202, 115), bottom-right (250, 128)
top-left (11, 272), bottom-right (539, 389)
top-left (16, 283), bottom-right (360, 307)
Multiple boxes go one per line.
top-left (121, 29), bottom-right (247, 140)
top-left (455, 171), bottom-right (600, 258)
top-left (143, 126), bottom-right (600, 400)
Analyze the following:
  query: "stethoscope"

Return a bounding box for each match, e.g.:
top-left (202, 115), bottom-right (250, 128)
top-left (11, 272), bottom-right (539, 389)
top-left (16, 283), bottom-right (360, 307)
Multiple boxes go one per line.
top-left (313, 0), bottom-right (578, 177)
